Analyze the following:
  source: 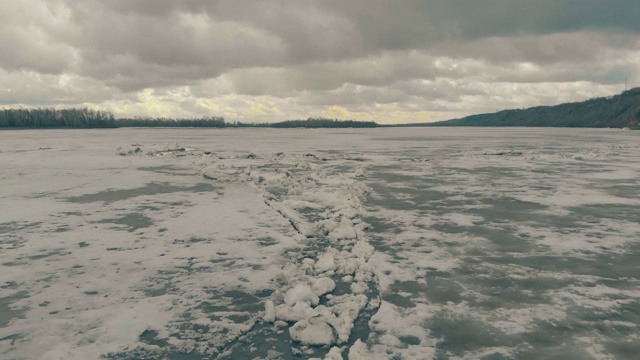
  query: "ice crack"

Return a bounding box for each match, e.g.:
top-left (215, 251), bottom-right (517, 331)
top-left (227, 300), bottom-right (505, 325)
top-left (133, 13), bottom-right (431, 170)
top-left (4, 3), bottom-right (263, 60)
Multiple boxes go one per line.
top-left (194, 151), bottom-right (381, 357)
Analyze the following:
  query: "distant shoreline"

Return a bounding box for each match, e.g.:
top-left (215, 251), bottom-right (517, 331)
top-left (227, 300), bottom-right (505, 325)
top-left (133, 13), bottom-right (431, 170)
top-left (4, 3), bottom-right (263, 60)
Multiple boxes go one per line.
top-left (1, 125), bottom-right (636, 131)
top-left (2, 87), bottom-right (640, 130)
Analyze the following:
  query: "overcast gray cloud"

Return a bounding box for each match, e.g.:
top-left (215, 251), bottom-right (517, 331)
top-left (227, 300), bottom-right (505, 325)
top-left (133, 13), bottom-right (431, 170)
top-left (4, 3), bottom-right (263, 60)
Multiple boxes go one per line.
top-left (1, 0), bottom-right (639, 123)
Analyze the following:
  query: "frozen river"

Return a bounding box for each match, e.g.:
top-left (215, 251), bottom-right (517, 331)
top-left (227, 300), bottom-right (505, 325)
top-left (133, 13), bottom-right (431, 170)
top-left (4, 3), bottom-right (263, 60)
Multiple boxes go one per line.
top-left (1, 128), bottom-right (639, 359)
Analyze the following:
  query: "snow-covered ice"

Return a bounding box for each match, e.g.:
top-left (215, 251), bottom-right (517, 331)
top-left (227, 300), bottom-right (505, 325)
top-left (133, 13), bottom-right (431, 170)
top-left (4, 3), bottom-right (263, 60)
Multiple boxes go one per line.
top-left (1, 127), bottom-right (639, 359)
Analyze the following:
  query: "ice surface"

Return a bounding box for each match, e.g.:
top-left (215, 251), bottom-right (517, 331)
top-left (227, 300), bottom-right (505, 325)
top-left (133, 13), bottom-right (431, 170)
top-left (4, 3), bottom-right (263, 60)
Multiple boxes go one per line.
top-left (1, 127), bottom-right (639, 359)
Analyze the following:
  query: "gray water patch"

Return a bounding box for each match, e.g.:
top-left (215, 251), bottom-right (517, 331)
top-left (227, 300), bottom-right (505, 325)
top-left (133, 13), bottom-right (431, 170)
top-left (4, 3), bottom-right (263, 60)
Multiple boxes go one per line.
top-left (0, 221), bottom-right (43, 234)
top-left (428, 314), bottom-right (513, 358)
top-left (138, 329), bottom-right (169, 348)
top-left (201, 289), bottom-right (265, 314)
top-left (0, 333), bottom-right (22, 346)
top-left (196, 301), bottom-right (230, 315)
top-left (0, 236), bottom-right (25, 250)
top-left (60, 211), bottom-right (84, 217)
top-left (490, 248), bottom-right (639, 279)
top-left (511, 320), bottom-right (598, 359)
top-left (470, 254), bottom-right (571, 301)
top-left (448, 166), bottom-right (527, 184)
top-left (137, 200), bottom-right (193, 212)
top-left (382, 293), bottom-right (416, 308)
top-left (296, 207), bottom-right (327, 223)
top-left (256, 237), bottom-right (279, 247)
top-left (347, 282), bottom-right (382, 351)
top-left (25, 249), bottom-right (72, 261)
top-left (218, 322), bottom-right (305, 360)
top-left (429, 222), bottom-right (473, 234)
top-left (362, 216), bottom-right (404, 235)
top-left (384, 278), bottom-right (466, 307)
top-left (568, 203), bottom-right (640, 223)
top-left (377, 136), bottom-right (450, 142)
top-left (421, 277), bottom-right (465, 304)
top-left (472, 226), bottom-right (535, 253)
top-left (603, 185), bottom-right (640, 199)
top-left (398, 335), bottom-right (421, 346)
top-left (367, 165), bottom-right (430, 185)
top-left (570, 302), bottom-right (640, 336)
top-left (98, 213), bottom-right (154, 232)
top-left (138, 270), bottom-right (180, 297)
top-left (172, 237), bottom-right (213, 246)
top-left (227, 235), bottom-right (280, 248)
top-left (360, 231), bottom-right (402, 258)
top-left (1, 281), bottom-right (19, 290)
top-left (388, 281), bottom-right (428, 298)
top-left (138, 165), bottom-right (197, 176)
top-left (605, 340), bottom-right (640, 360)
top-left (191, 291), bottom-right (298, 358)
top-left (0, 291), bottom-right (28, 328)
top-left (52, 225), bottom-right (70, 233)
top-left (105, 346), bottom-right (205, 360)
top-left (467, 197), bottom-right (549, 225)
top-left (327, 163), bottom-right (359, 176)
top-left (468, 279), bottom-right (552, 310)
top-left (367, 182), bottom-right (449, 211)
top-left (264, 186), bottom-right (288, 198)
top-left (365, 221), bottom-right (440, 263)
top-left (66, 182), bottom-right (219, 204)
top-left (125, 289), bottom-right (272, 359)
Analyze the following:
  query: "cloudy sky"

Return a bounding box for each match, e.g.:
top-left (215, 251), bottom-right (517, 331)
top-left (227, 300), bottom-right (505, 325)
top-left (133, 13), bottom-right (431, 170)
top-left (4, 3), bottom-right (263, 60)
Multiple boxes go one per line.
top-left (1, 0), bottom-right (639, 123)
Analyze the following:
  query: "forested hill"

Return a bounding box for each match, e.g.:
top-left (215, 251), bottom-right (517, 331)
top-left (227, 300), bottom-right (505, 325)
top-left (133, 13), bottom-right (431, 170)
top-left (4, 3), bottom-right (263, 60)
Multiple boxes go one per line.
top-left (428, 88), bottom-right (640, 129)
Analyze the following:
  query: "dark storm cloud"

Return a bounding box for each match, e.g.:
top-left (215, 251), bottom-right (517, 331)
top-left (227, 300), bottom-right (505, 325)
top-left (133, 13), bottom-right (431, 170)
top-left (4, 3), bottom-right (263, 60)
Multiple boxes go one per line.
top-left (96, 0), bottom-right (640, 50)
top-left (45, 0), bottom-right (640, 93)
top-left (10, 0), bottom-right (638, 91)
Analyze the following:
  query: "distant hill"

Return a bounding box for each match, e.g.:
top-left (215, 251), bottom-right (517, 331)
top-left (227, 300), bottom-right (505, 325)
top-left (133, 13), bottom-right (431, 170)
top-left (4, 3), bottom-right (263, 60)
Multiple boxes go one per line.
top-left (425, 88), bottom-right (640, 129)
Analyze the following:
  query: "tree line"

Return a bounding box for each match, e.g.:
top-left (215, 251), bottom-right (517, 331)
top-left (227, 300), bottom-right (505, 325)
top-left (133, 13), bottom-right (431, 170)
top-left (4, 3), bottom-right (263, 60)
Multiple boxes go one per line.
top-left (0, 109), bottom-right (378, 129)
top-left (116, 116), bottom-right (225, 128)
top-left (0, 108), bottom-right (117, 128)
top-left (230, 117), bottom-right (377, 128)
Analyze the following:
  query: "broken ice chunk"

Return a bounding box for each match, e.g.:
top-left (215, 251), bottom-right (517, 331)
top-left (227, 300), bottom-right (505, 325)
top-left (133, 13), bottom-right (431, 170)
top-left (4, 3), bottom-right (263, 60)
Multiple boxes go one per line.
top-left (350, 282), bottom-right (368, 294)
top-left (329, 218), bottom-right (358, 241)
top-left (275, 302), bottom-right (317, 322)
top-left (315, 250), bottom-right (337, 272)
top-left (312, 277), bottom-right (336, 296)
top-left (263, 300), bottom-right (276, 322)
top-left (284, 284), bottom-right (319, 306)
top-left (348, 339), bottom-right (373, 359)
top-left (325, 347), bottom-right (344, 360)
top-left (289, 316), bottom-right (335, 345)
top-left (302, 258), bottom-right (316, 266)
top-left (352, 240), bottom-right (374, 258)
